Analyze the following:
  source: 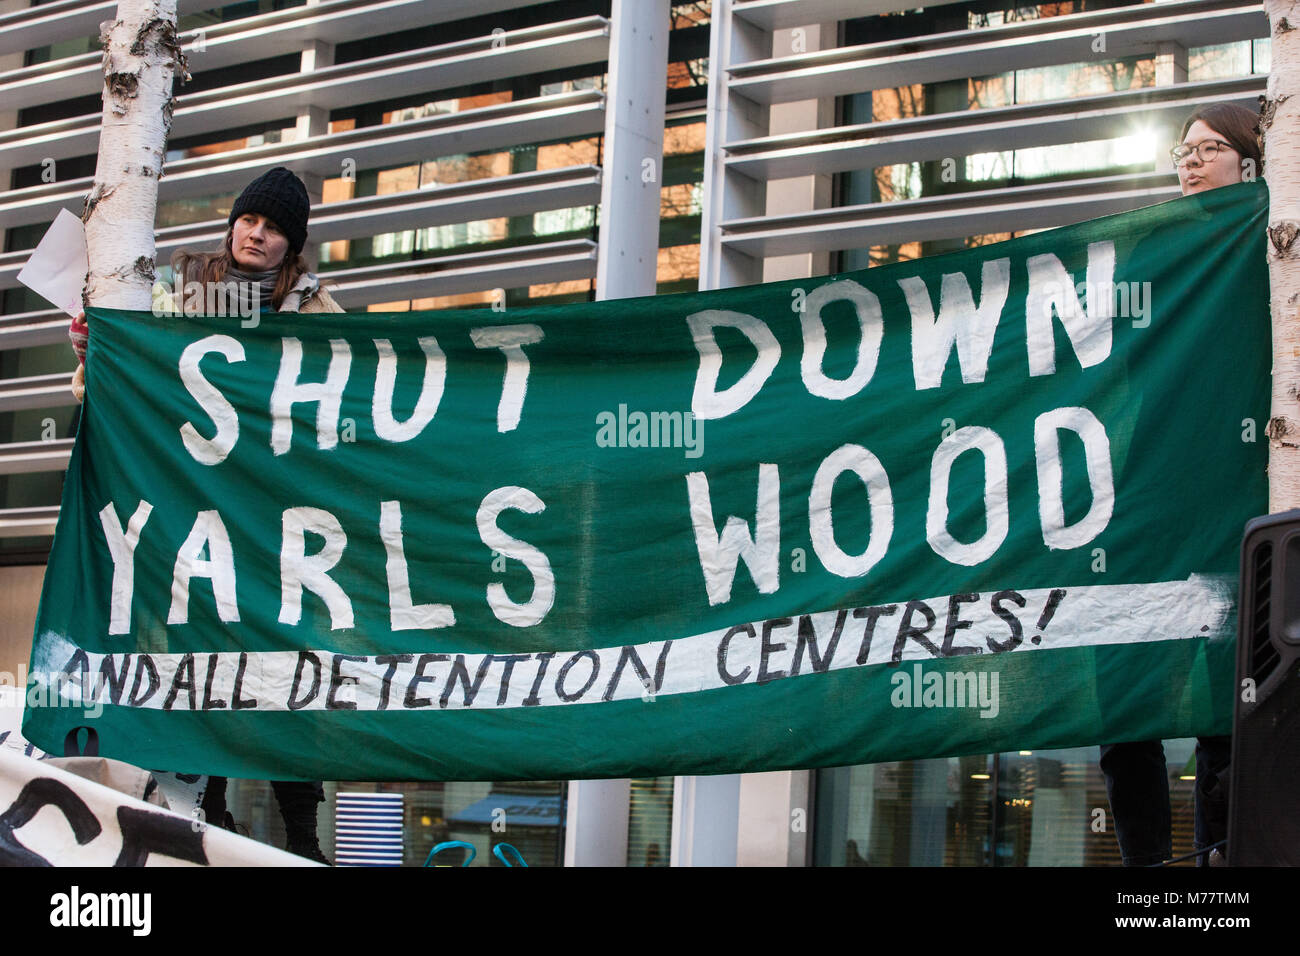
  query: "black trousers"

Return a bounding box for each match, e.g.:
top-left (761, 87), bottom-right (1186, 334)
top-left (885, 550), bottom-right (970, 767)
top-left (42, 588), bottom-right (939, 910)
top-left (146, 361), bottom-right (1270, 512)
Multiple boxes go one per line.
top-left (1099, 735), bottom-right (1231, 866)
top-left (199, 776), bottom-right (323, 845)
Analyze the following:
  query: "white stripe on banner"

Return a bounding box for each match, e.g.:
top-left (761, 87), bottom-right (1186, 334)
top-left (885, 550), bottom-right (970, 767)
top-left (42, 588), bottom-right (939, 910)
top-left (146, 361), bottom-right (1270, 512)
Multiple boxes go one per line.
top-left (29, 575), bottom-right (1233, 715)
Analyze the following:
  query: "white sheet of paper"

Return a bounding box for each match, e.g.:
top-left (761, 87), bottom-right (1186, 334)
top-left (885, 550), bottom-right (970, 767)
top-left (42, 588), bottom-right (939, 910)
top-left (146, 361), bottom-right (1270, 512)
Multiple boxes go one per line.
top-left (16, 207), bottom-right (88, 317)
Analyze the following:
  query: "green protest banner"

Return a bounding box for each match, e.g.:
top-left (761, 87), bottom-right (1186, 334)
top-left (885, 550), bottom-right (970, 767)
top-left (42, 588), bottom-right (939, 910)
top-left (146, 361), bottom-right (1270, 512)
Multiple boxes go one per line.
top-left (23, 182), bottom-right (1269, 782)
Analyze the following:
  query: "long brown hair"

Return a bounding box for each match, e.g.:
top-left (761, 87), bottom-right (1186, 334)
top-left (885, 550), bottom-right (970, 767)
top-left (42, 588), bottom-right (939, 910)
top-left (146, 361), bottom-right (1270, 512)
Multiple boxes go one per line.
top-left (171, 226), bottom-right (309, 311)
top-left (1179, 102), bottom-right (1263, 175)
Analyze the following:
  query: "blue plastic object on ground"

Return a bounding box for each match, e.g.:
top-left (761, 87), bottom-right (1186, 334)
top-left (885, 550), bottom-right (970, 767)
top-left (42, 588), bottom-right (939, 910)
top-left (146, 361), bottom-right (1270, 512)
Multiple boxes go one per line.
top-left (424, 840), bottom-right (477, 867)
top-left (493, 843), bottom-right (528, 867)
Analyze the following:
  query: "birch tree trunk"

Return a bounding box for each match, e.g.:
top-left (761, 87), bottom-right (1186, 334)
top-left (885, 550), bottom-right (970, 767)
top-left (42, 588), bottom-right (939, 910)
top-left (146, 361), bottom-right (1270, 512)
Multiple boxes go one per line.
top-left (1265, 1), bottom-right (1300, 511)
top-left (83, 0), bottom-right (184, 310)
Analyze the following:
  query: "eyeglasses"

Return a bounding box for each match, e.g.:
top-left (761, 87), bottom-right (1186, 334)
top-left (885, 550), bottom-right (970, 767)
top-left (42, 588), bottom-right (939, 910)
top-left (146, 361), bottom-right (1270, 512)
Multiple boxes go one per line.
top-left (1170, 139), bottom-right (1235, 167)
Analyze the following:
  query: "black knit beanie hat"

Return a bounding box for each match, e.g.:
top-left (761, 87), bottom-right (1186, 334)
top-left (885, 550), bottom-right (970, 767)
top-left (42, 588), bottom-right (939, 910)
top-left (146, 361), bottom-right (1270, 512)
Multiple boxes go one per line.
top-left (229, 167), bottom-right (310, 254)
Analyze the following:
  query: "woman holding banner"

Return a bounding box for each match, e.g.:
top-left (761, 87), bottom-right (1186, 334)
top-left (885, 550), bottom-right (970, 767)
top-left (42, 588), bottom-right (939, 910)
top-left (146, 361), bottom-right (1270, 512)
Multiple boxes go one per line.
top-left (1098, 101), bottom-right (1261, 867)
top-left (69, 166), bottom-right (343, 397)
top-left (69, 167), bottom-right (340, 863)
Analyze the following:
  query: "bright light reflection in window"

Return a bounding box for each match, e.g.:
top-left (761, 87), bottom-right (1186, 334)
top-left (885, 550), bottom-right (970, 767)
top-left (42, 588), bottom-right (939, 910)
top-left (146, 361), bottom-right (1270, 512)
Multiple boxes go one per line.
top-left (966, 131), bottom-right (1157, 183)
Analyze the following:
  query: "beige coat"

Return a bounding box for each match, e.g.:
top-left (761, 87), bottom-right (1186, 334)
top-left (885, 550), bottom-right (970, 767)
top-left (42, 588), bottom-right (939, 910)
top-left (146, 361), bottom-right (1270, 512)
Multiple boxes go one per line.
top-left (298, 286), bottom-right (346, 314)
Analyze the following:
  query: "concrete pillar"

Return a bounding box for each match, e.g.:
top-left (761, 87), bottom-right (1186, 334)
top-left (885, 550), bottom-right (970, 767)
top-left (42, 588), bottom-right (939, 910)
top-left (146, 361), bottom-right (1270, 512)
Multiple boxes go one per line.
top-left (732, 23), bottom-right (838, 866)
top-left (668, 0), bottom-right (772, 871)
top-left (736, 769), bottom-right (812, 866)
top-left (565, 0), bottom-right (670, 867)
top-left (684, 20), bottom-right (839, 868)
top-left (296, 30), bottom-right (333, 271)
top-left (1156, 41), bottom-right (1189, 86)
top-left (670, 773), bottom-right (740, 866)
top-left (593, 0), bottom-right (669, 299)
top-left (563, 777), bottom-right (631, 867)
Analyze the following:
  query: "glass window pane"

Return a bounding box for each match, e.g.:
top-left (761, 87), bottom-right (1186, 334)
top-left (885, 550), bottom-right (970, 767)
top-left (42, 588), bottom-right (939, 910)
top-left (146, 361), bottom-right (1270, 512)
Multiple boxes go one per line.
top-left (815, 740), bottom-right (1208, 866)
top-left (1189, 42), bottom-right (1253, 82)
top-left (627, 777), bottom-right (673, 866)
top-left (1254, 37), bottom-right (1272, 74)
top-left (814, 756), bottom-right (993, 866)
top-left (229, 778), bottom-right (566, 866)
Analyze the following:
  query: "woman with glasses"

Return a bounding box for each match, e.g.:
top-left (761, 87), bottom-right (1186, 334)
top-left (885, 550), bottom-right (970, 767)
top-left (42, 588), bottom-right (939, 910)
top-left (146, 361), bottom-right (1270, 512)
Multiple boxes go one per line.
top-left (1100, 101), bottom-right (1262, 868)
top-left (1170, 102), bottom-right (1262, 195)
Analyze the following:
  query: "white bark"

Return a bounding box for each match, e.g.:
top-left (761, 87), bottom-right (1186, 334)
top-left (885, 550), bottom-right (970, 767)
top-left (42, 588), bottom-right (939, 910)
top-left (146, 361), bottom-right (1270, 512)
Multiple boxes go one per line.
top-left (83, 0), bottom-right (184, 310)
top-left (1266, 1), bottom-right (1300, 511)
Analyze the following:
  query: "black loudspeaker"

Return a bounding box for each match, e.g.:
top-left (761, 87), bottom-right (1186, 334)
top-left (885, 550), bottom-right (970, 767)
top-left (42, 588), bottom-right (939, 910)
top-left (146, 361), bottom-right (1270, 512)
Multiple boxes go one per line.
top-left (1228, 510), bottom-right (1300, 865)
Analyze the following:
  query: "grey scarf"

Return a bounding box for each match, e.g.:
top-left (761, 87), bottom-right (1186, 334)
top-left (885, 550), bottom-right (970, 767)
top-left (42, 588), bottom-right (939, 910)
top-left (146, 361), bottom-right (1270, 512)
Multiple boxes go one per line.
top-left (227, 267), bottom-right (321, 313)
top-left (227, 266), bottom-right (278, 314)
